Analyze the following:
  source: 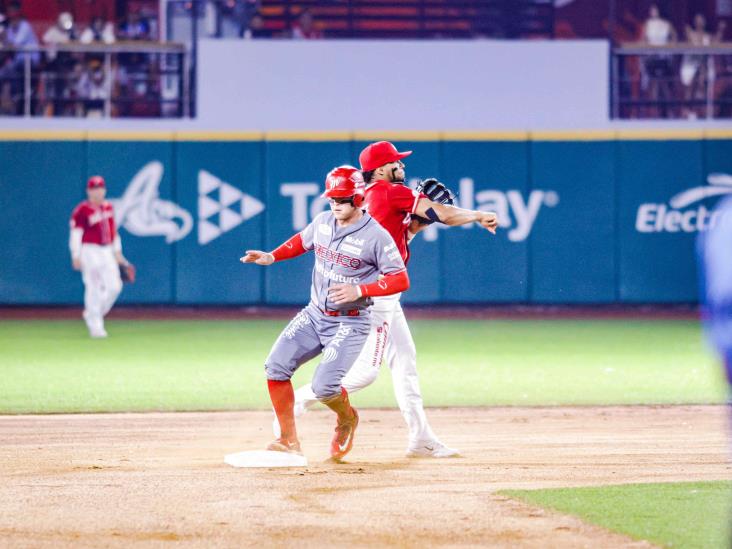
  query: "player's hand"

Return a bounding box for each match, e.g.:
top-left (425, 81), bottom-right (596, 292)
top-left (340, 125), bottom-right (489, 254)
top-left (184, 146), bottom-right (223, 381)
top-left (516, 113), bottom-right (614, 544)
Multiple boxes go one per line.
top-left (240, 250), bottom-right (274, 266)
top-left (477, 211), bottom-right (499, 234)
top-left (72, 258), bottom-right (81, 271)
top-left (328, 284), bottom-right (360, 305)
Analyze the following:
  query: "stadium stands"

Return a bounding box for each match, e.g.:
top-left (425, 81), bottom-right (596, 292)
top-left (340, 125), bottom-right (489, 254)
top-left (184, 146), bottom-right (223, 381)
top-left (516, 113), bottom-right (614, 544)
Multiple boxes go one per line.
top-left (249, 0), bottom-right (555, 39)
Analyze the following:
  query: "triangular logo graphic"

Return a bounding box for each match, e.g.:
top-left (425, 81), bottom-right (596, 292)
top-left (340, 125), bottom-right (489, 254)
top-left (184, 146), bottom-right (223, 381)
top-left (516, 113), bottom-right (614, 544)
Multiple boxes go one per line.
top-left (220, 182), bottom-right (243, 208)
top-left (197, 170), bottom-right (265, 245)
top-left (198, 195), bottom-right (222, 219)
top-left (198, 219), bottom-right (222, 246)
top-left (199, 169), bottom-right (220, 195)
top-left (242, 195), bottom-right (265, 219)
top-left (220, 208), bottom-right (243, 232)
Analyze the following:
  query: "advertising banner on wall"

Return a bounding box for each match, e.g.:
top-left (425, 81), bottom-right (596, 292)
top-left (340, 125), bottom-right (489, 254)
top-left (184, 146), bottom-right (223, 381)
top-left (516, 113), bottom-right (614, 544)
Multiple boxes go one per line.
top-left (530, 140), bottom-right (616, 303)
top-left (440, 140), bottom-right (532, 302)
top-left (0, 140), bottom-right (86, 304)
top-left (175, 140), bottom-right (265, 304)
top-left (1, 133), bottom-right (730, 306)
top-left (617, 139), bottom-right (705, 302)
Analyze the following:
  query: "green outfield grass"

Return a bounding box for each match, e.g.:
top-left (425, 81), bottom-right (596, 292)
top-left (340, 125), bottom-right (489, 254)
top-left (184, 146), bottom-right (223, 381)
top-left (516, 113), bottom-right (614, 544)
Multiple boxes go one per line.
top-left (500, 481), bottom-right (732, 549)
top-left (0, 318), bottom-right (726, 413)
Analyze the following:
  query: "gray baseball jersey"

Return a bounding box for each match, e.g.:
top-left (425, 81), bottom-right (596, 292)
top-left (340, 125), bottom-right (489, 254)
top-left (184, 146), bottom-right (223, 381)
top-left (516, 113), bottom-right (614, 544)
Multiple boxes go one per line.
top-left (265, 210), bottom-right (406, 399)
top-left (300, 210), bottom-right (406, 314)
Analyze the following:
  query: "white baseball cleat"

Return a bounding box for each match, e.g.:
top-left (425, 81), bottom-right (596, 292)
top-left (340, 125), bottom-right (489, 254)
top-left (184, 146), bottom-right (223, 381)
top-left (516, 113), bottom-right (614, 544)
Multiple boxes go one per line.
top-left (406, 440), bottom-right (461, 458)
top-left (83, 311), bottom-right (107, 338)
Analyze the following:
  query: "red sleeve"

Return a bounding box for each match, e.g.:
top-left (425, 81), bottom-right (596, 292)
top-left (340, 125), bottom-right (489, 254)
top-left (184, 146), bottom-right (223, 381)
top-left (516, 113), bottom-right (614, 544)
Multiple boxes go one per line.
top-left (271, 233), bottom-right (308, 262)
top-left (70, 205), bottom-right (86, 230)
top-left (358, 270), bottom-right (409, 298)
top-left (388, 184), bottom-right (426, 215)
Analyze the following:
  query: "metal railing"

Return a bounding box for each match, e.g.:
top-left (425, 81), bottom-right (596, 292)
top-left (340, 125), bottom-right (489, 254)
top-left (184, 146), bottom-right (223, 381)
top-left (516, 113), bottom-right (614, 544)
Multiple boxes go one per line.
top-left (0, 42), bottom-right (189, 118)
top-left (611, 43), bottom-right (732, 120)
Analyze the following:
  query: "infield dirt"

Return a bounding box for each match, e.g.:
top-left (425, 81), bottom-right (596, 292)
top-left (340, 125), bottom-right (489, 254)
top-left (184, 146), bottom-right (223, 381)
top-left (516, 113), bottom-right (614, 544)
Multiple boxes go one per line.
top-left (1, 405), bottom-right (729, 548)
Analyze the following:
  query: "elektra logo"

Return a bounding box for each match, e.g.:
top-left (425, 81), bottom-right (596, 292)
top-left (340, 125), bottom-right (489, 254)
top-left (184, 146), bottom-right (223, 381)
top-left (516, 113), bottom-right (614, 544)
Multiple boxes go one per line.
top-left (635, 173), bottom-right (732, 233)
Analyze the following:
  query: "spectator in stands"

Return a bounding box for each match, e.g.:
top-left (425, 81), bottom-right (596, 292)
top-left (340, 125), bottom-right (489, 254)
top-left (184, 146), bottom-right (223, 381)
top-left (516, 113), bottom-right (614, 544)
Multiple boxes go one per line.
top-left (61, 60), bottom-right (87, 116)
top-left (680, 14), bottom-right (726, 119)
top-left (0, 2), bottom-right (39, 114)
top-left (224, 0), bottom-right (262, 38)
top-left (0, 13), bottom-right (9, 115)
top-left (2, 2), bottom-right (39, 56)
top-left (80, 17), bottom-right (116, 45)
top-left (641, 4), bottom-right (677, 117)
top-left (291, 10), bottom-right (323, 39)
top-left (41, 12), bottom-right (78, 117)
top-left (243, 12), bottom-right (270, 39)
top-left (76, 57), bottom-right (108, 118)
top-left (642, 4), bottom-right (677, 45)
top-left (42, 11), bottom-right (77, 49)
top-left (119, 12), bottom-right (151, 41)
top-left (0, 12), bottom-right (7, 59)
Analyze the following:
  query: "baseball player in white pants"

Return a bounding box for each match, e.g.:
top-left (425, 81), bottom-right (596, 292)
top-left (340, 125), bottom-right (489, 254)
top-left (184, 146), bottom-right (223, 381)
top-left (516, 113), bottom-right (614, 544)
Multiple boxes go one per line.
top-left (282, 292), bottom-right (448, 455)
top-left (279, 142), bottom-right (499, 458)
top-left (69, 175), bottom-right (131, 338)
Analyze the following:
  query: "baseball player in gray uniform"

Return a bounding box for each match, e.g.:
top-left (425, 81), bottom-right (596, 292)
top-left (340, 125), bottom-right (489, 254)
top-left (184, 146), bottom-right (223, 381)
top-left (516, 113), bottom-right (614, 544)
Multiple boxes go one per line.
top-left (241, 166), bottom-right (409, 460)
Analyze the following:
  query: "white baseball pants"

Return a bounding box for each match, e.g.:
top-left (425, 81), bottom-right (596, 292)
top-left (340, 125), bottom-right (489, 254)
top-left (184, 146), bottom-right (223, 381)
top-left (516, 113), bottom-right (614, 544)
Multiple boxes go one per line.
top-left (80, 244), bottom-right (122, 329)
top-left (293, 293), bottom-right (439, 446)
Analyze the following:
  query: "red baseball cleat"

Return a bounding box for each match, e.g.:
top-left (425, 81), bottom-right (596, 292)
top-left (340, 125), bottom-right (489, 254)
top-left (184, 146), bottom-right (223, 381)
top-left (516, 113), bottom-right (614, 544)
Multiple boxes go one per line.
top-left (266, 437), bottom-right (302, 455)
top-left (330, 408), bottom-right (359, 460)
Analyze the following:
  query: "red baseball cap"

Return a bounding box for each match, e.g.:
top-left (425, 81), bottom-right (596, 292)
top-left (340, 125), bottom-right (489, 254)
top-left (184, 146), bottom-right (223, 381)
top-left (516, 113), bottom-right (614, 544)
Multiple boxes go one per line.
top-left (87, 175), bottom-right (106, 189)
top-left (359, 141), bottom-right (412, 172)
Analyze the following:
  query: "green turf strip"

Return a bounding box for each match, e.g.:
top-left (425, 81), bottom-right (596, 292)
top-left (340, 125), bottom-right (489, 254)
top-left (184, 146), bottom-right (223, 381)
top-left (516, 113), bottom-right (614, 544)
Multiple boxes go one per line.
top-left (0, 318), bottom-right (726, 413)
top-left (500, 481), bottom-right (732, 549)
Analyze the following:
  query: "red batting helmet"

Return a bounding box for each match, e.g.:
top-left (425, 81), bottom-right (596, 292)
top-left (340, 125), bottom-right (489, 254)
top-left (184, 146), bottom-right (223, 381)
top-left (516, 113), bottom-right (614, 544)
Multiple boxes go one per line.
top-left (359, 141), bottom-right (412, 172)
top-left (323, 165), bottom-right (365, 208)
top-left (87, 175), bottom-right (106, 189)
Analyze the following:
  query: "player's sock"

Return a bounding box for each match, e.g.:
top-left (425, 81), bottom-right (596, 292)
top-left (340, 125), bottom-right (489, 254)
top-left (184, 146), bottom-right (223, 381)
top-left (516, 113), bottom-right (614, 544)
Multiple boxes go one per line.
top-left (320, 387), bottom-right (356, 422)
top-left (267, 379), bottom-right (298, 442)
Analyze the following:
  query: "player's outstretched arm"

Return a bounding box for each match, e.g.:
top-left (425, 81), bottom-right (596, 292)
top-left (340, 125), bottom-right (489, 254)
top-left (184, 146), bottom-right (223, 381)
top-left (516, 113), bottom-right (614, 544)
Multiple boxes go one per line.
top-left (240, 250), bottom-right (275, 265)
top-left (328, 270), bottom-right (410, 305)
top-left (413, 198), bottom-right (499, 234)
top-left (240, 232), bottom-right (309, 266)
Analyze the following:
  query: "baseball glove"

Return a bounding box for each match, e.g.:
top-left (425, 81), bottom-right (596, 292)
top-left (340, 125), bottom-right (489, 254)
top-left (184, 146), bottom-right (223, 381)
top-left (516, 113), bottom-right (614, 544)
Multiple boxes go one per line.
top-left (413, 178), bottom-right (456, 225)
top-left (119, 263), bottom-right (136, 284)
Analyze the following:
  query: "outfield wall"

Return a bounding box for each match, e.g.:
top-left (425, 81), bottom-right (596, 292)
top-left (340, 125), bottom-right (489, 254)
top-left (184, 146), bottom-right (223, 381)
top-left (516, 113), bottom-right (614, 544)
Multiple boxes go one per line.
top-left (1, 130), bottom-right (731, 305)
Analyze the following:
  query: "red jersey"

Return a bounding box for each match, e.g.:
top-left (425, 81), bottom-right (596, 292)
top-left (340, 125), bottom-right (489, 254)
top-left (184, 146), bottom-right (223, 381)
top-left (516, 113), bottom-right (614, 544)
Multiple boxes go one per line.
top-left (364, 180), bottom-right (426, 264)
top-left (70, 200), bottom-right (117, 245)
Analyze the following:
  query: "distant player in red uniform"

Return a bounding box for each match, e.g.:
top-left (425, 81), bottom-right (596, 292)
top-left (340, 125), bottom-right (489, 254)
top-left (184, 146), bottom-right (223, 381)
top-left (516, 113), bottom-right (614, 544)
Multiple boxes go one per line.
top-left (69, 176), bottom-right (132, 338)
top-left (286, 142), bottom-right (498, 457)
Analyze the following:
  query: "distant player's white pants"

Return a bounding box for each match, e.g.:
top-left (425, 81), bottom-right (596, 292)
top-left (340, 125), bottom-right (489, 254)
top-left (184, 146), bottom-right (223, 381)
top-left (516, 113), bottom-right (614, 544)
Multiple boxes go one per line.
top-left (289, 293), bottom-right (439, 446)
top-left (80, 244), bottom-right (122, 330)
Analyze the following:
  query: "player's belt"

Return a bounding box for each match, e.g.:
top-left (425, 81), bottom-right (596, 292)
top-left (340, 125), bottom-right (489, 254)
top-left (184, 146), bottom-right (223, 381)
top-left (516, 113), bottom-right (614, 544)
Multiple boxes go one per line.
top-left (321, 308), bottom-right (362, 317)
